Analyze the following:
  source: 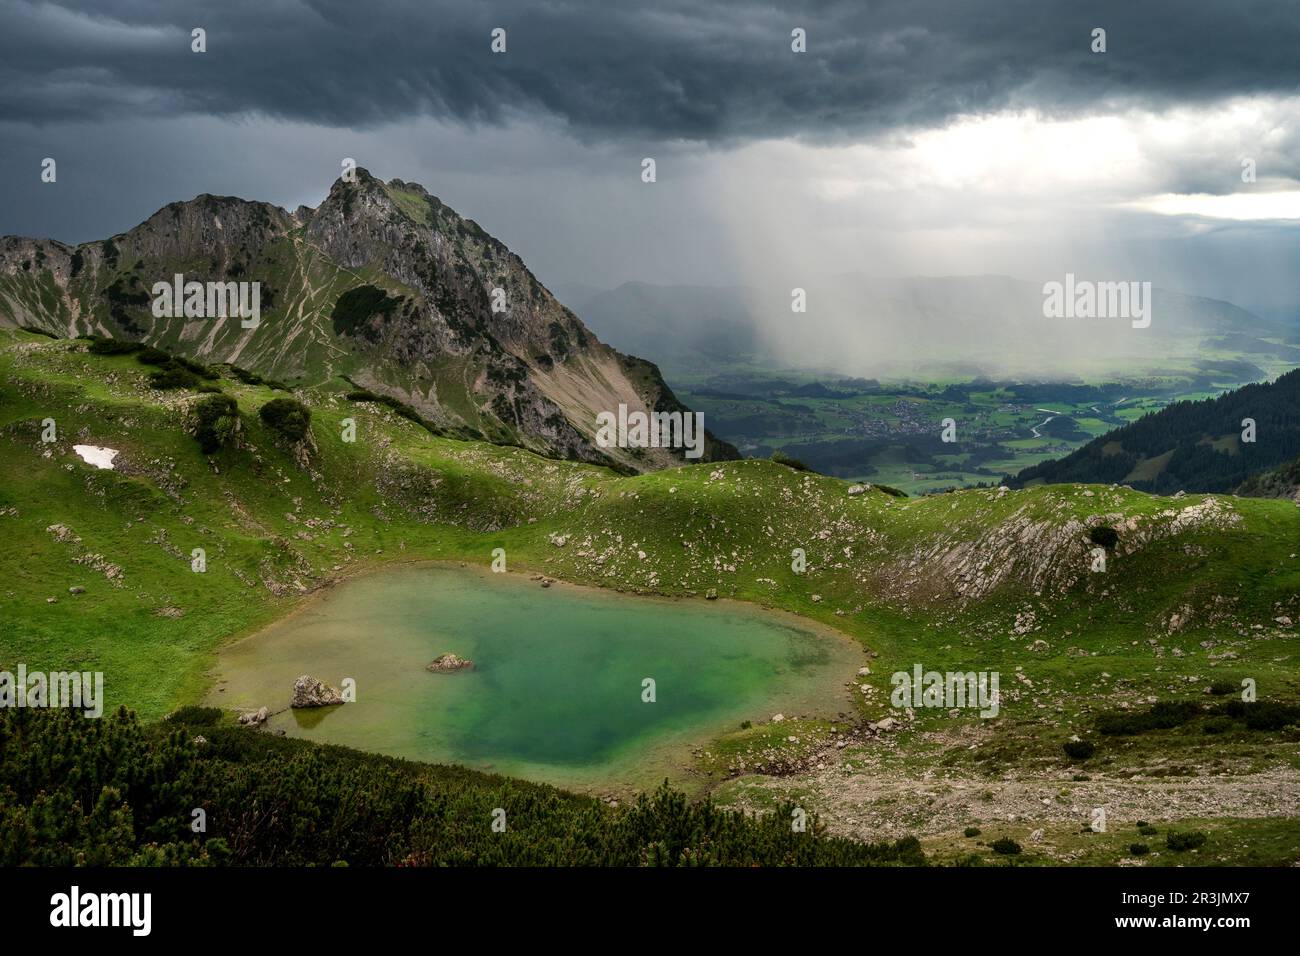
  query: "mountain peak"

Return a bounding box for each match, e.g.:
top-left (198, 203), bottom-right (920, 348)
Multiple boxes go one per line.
top-left (0, 176), bottom-right (738, 472)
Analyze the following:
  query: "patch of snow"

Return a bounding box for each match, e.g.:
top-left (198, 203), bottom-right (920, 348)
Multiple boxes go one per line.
top-left (73, 445), bottom-right (118, 470)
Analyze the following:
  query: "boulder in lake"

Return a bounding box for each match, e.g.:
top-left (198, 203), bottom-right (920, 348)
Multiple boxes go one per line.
top-left (238, 706), bottom-right (269, 726)
top-left (427, 653), bottom-right (474, 673)
top-left (291, 674), bottom-right (344, 707)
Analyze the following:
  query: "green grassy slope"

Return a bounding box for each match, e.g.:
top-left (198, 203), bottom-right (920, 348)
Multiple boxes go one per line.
top-left (3, 329), bottom-right (1297, 730)
top-left (4, 329), bottom-right (1299, 864)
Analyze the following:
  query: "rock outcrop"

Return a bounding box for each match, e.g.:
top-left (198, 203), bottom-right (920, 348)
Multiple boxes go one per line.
top-left (291, 675), bottom-right (344, 707)
top-left (238, 706), bottom-right (269, 726)
top-left (427, 653), bottom-right (474, 673)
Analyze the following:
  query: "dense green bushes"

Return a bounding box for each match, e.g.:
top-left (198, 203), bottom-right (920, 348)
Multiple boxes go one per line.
top-left (138, 349), bottom-right (217, 388)
top-left (0, 708), bottom-right (225, 865)
top-left (1096, 701), bottom-right (1202, 736)
top-left (193, 394), bottom-right (240, 454)
top-left (1237, 700), bottom-right (1300, 730)
top-left (1096, 699), bottom-right (1300, 736)
top-left (83, 337), bottom-right (218, 390)
top-left (1062, 740), bottom-right (1095, 760)
top-left (87, 337), bottom-right (144, 356)
top-left (147, 365), bottom-right (202, 389)
top-left (229, 365), bottom-right (289, 391)
top-left (258, 397), bottom-right (311, 442)
top-left (0, 707), bottom-right (924, 867)
top-left (1166, 830), bottom-right (1207, 852)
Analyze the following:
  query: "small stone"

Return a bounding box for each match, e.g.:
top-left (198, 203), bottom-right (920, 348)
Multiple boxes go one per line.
top-left (426, 653), bottom-right (474, 673)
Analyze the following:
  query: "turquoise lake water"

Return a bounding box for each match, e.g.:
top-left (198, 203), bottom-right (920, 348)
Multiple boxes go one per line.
top-left (209, 564), bottom-right (862, 790)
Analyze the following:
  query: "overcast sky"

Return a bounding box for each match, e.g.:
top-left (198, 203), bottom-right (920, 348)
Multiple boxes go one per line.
top-left (3, 0), bottom-right (1300, 322)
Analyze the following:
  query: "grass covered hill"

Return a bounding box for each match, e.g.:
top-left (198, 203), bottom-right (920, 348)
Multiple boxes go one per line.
top-left (2, 328), bottom-right (1299, 866)
top-left (2, 328), bottom-right (1296, 726)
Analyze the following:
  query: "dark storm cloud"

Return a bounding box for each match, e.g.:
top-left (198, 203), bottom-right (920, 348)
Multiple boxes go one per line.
top-left (3, 0), bottom-right (1300, 142)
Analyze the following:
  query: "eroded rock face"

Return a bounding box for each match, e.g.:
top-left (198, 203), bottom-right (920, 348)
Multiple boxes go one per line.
top-left (291, 674), bottom-right (344, 707)
top-left (426, 653), bottom-right (474, 673)
top-left (890, 494), bottom-right (1246, 606)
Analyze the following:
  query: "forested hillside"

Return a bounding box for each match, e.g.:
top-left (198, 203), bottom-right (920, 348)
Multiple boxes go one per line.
top-left (0, 706), bottom-right (922, 867)
top-left (1011, 370), bottom-right (1300, 494)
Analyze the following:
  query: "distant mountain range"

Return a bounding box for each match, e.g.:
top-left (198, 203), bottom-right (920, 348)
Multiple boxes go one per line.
top-left (0, 171), bottom-right (736, 471)
top-left (1009, 368), bottom-right (1300, 496)
top-left (559, 276), bottom-right (1297, 378)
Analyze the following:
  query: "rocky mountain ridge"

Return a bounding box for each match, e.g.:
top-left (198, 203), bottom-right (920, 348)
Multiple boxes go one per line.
top-left (0, 170), bottom-right (737, 472)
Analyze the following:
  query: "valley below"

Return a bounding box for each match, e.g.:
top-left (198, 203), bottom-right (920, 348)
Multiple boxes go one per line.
top-left (669, 359), bottom-right (1298, 496)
